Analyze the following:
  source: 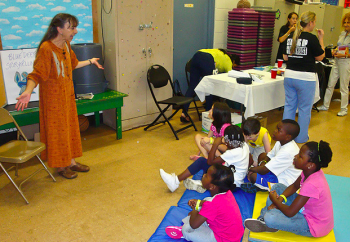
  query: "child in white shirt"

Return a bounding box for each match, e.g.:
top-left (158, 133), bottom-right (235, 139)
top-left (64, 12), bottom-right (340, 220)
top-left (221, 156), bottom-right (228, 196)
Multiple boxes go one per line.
top-left (241, 119), bottom-right (301, 193)
top-left (160, 125), bottom-right (249, 193)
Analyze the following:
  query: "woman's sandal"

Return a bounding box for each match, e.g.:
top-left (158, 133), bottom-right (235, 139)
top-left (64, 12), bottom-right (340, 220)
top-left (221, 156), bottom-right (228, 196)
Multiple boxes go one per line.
top-left (58, 167), bottom-right (78, 179)
top-left (70, 162), bottom-right (90, 172)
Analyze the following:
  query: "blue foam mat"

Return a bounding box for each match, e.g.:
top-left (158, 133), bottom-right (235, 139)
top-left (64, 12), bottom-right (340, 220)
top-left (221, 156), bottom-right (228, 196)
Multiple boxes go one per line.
top-left (148, 206), bottom-right (189, 242)
top-left (325, 174), bottom-right (350, 242)
top-left (148, 170), bottom-right (256, 242)
top-left (192, 170), bottom-right (204, 180)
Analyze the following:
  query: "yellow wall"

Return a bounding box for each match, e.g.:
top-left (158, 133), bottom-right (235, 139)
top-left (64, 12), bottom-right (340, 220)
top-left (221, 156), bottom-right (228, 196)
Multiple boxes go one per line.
top-left (0, 64), bottom-right (6, 107)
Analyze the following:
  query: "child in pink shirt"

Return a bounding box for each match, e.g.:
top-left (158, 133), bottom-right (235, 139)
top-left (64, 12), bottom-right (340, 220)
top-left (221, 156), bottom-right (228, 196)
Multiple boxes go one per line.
top-left (165, 164), bottom-right (244, 242)
top-left (245, 140), bottom-right (334, 237)
top-left (191, 102), bottom-right (232, 160)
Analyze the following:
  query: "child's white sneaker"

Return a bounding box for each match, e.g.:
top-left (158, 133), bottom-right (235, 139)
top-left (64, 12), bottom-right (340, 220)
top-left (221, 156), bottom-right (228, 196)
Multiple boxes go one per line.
top-left (337, 109), bottom-right (348, 116)
top-left (317, 105), bottom-right (328, 111)
top-left (183, 178), bottom-right (207, 193)
top-left (160, 169), bottom-right (180, 192)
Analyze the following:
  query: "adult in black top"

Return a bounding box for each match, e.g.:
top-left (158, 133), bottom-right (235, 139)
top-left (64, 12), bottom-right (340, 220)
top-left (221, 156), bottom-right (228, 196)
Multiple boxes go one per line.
top-left (276, 12), bottom-right (298, 62)
top-left (285, 32), bottom-right (324, 73)
top-left (282, 11), bottom-right (324, 143)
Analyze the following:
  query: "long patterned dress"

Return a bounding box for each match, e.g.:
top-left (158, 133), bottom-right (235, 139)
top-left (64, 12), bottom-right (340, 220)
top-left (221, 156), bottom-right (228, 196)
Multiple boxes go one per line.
top-left (28, 40), bottom-right (82, 168)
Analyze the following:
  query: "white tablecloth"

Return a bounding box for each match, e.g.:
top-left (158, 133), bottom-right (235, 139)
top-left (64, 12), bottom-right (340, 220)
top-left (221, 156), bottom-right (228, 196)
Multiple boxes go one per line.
top-left (194, 70), bottom-right (320, 118)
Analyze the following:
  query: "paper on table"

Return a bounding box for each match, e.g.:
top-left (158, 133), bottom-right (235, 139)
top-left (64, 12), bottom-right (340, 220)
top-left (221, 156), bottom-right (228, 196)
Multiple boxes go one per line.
top-left (228, 70), bottom-right (250, 78)
top-left (251, 75), bottom-right (264, 83)
top-left (77, 93), bottom-right (94, 100)
top-left (228, 70), bottom-right (264, 83)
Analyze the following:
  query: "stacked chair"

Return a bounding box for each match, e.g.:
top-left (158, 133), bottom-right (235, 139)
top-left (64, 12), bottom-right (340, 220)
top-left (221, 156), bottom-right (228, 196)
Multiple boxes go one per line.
top-left (254, 8), bottom-right (276, 67)
top-left (227, 8), bottom-right (259, 70)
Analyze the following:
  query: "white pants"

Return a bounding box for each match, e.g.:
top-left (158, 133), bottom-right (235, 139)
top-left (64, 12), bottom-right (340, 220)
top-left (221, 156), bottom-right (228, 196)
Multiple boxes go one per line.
top-left (249, 145), bottom-right (265, 165)
top-left (182, 216), bottom-right (217, 242)
top-left (323, 58), bottom-right (350, 110)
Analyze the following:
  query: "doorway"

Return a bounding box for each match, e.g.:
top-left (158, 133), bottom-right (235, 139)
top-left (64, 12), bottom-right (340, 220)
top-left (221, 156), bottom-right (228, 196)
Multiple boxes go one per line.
top-left (173, 0), bottom-right (215, 93)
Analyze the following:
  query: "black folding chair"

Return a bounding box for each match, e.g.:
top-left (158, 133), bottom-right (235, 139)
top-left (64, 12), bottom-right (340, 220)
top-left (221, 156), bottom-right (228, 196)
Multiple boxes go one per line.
top-left (185, 59), bottom-right (203, 120)
top-left (144, 65), bottom-right (197, 140)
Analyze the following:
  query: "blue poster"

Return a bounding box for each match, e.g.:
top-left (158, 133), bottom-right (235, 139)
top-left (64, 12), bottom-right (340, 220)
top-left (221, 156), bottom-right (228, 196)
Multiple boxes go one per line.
top-left (0, 0), bottom-right (93, 50)
top-left (321, 0), bottom-right (339, 6)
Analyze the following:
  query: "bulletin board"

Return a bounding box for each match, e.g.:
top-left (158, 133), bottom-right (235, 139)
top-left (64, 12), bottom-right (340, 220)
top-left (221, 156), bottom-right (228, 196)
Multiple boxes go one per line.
top-left (0, 48), bottom-right (38, 105)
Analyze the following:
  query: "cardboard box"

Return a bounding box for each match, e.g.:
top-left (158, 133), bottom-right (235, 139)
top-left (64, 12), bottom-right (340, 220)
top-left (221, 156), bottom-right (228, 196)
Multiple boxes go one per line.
top-left (202, 112), bottom-right (243, 134)
top-left (249, 115), bottom-right (267, 128)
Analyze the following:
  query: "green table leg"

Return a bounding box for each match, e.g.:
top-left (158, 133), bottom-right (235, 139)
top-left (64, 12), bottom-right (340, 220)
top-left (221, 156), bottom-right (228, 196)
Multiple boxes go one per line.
top-left (94, 111), bottom-right (100, 127)
top-left (116, 107), bottom-right (122, 140)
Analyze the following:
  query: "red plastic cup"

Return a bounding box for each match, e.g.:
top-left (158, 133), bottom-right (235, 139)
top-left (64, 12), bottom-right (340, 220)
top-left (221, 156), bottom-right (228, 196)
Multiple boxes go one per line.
top-left (271, 69), bottom-right (277, 79)
top-left (277, 59), bottom-right (283, 68)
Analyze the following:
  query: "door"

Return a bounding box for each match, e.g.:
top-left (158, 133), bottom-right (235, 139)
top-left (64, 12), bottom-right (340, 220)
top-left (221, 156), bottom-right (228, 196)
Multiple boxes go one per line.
top-left (117, 0), bottom-right (147, 120)
top-left (145, 0), bottom-right (174, 114)
top-left (173, 0), bottom-right (215, 93)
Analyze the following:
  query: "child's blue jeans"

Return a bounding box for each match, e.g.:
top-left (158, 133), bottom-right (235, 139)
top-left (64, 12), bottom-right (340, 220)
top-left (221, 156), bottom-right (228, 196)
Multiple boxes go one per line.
top-left (259, 183), bottom-right (312, 237)
top-left (188, 157), bottom-right (211, 175)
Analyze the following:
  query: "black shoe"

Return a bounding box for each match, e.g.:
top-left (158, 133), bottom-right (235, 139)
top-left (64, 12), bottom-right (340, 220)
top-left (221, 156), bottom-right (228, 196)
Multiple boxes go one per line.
top-left (180, 116), bottom-right (190, 123)
top-left (241, 182), bottom-right (265, 193)
top-left (244, 219), bottom-right (279, 232)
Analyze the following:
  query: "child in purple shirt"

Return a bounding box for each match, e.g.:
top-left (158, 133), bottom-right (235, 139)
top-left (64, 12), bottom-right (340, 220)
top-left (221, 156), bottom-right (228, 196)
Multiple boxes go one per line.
top-left (165, 164), bottom-right (244, 242)
top-left (244, 140), bottom-right (334, 237)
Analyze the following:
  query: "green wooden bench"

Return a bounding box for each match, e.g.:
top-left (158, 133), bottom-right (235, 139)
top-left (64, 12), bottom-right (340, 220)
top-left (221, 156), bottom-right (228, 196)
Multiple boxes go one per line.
top-left (0, 89), bottom-right (128, 139)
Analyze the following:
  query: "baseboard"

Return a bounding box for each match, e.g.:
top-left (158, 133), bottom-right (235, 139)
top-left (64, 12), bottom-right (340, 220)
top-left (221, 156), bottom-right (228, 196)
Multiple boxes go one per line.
top-left (103, 109), bottom-right (172, 131)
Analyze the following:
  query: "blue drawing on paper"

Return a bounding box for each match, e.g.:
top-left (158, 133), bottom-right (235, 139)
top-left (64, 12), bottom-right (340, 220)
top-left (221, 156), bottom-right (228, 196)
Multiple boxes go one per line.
top-left (14, 71), bottom-right (34, 95)
top-left (0, 0), bottom-right (93, 50)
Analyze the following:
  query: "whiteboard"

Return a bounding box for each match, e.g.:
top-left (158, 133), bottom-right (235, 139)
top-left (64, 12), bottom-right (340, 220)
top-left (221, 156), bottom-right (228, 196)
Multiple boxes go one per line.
top-left (0, 48), bottom-right (39, 105)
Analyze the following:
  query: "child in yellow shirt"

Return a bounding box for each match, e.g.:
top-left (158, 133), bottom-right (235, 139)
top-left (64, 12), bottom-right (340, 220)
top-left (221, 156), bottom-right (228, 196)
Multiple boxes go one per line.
top-left (242, 117), bottom-right (271, 167)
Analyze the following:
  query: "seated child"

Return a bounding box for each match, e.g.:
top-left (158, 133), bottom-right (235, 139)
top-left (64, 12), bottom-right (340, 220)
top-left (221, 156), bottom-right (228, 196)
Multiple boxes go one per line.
top-left (191, 102), bottom-right (232, 160)
top-left (160, 125), bottom-right (249, 193)
top-left (241, 119), bottom-right (301, 193)
top-left (242, 117), bottom-right (271, 167)
top-left (165, 164), bottom-right (244, 242)
top-left (244, 140), bottom-right (333, 238)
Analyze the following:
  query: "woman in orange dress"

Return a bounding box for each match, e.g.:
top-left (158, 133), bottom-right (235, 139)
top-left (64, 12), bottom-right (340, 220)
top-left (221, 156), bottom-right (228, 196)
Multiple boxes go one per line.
top-left (15, 13), bottom-right (103, 179)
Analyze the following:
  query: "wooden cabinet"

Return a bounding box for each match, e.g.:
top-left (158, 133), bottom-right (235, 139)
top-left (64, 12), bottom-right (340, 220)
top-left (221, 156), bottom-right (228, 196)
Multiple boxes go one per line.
top-left (97, 0), bottom-right (173, 130)
top-left (298, 4), bottom-right (343, 47)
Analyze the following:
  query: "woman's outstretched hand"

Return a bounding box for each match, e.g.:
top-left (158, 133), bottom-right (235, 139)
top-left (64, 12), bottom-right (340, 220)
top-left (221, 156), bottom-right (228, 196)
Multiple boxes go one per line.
top-left (90, 58), bottom-right (104, 69)
top-left (15, 91), bottom-right (32, 111)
